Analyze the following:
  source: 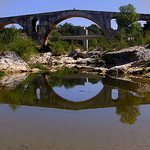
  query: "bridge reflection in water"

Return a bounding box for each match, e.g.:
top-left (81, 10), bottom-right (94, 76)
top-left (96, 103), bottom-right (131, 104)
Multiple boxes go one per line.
top-left (0, 72), bottom-right (150, 125)
top-left (33, 74), bottom-right (149, 110)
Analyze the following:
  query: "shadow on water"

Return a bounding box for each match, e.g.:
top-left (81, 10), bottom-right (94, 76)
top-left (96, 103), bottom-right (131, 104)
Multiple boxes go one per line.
top-left (0, 67), bottom-right (150, 125)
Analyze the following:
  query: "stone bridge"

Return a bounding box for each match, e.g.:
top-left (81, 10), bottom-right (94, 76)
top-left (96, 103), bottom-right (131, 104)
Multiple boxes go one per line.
top-left (0, 9), bottom-right (150, 45)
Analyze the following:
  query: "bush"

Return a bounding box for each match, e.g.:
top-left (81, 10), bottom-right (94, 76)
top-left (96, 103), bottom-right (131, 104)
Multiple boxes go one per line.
top-left (7, 36), bottom-right (38, 60)
top-left (0, 27), bottom-right (39, 61)
top-left (28, 63), bottom-right (49, 71)
top-left (0, 26), bottom-right (19, 44)
top-left (143, 34), bottom-right (150, 45)
top-left (0, 71), bottom-right (5, 78)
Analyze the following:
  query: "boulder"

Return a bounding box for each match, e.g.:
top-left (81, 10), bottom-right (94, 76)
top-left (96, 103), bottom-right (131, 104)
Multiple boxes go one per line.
top-left (88, 48), bottom-right (105, 56)
top-left (106, 64), bottom-right (131, 74)
top-left (68, 50), bottom-right (78, 57)
top-left (73, 51), bottom-right (92, 60)
top-left (28, 52), bottom-right (53, 65)
top-left (102, 46), bottom-right (150, 66)
top-left (0, 51), bottom-right (30, 73)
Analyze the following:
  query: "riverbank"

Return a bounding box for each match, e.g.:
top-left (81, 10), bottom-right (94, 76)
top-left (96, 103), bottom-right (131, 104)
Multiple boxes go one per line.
top-left (28, 45), bottom-right (150, 77)
top-left (1, 45), bottom-right (150, 77)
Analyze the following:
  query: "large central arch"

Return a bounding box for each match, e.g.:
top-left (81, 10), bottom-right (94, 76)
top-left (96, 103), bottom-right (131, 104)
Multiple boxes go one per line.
top-left (43, 10), bottom-right (109, 44)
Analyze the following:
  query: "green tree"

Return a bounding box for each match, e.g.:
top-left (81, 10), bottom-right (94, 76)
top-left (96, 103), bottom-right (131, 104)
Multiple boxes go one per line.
top-left (57, 23), bottom-right (77, 36)
top-left (0, 26), bottom-right (18, 44)
top-left (50, 30), bottom-right (62, 42)
top-left (116, 4), bottom-right (140, 33)
top-left (87, 24), bottom-right (102, 35)
top-left (0, 26), bottom-right (39, 60)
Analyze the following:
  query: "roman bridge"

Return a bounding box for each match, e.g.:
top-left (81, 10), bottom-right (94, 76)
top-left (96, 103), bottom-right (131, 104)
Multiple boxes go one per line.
top-left (0, 9), bottom-right (150, 45)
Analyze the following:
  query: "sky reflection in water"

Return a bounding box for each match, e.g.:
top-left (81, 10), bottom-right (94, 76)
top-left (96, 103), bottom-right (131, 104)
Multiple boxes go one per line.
top-left (0, 70), bottom-right (150, 149)
top-left (53, 80), bottom-right (104, 102)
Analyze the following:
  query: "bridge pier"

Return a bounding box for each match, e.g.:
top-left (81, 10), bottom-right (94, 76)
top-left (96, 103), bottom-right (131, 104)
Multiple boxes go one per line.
top-left (83, 39), bottom-right (88, 51)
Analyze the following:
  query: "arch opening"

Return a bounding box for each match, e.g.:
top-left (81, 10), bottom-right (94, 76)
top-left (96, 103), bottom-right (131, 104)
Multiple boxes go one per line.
top-left (45, 16), bottom-right (104, 52)
top-left (32, 19), bottom-right (39, 32)
top-left (111, 19), bottom-right (118, 30)
top-left (0, 23), bottom-right (27, 37)
top-left (44, 15), bottom-right (104, 45)
top-left (138, 20), bottom-right (147, 28)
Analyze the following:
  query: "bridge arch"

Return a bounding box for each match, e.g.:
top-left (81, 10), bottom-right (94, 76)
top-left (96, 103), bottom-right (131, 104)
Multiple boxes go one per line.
top-left (0, 22), bottom-right (28, 35)
top-left (43, 11), bottom-right (107, 44)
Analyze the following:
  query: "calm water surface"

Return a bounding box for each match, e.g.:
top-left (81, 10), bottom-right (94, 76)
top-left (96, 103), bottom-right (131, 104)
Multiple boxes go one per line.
top-left (0, 68), bottom-right (150, 150)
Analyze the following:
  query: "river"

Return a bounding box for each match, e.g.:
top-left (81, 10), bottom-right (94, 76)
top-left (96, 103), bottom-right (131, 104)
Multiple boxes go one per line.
top-left (0, 68), bottom-right (150, 150)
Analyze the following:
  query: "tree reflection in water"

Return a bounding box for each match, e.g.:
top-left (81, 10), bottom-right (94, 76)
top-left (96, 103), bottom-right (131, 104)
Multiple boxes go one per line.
top-left (115, 90), bottom-right (143, 125)
top-left (0, 67), bottom-right (150, 125)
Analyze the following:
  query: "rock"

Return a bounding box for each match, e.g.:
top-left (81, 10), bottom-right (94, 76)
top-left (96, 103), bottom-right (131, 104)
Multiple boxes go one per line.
top-left (72, 48), bottom-right (106, 60)
top-left (144, 72), bottom-right (150, 78)
top-left (89, 48), bottom-right (105, 56)
top-left (102, 46), bottom-right (150, 66)
top-left (28, 52), bottom-right (52, 65)
top-left (87, 59), bottom-right (105, 66)
top-left (51, 56), bottom-right (77, 65)
top-left (76, 58), bottom-right (88, 64)
top-left (68, 50), bottom-right (78, 57)
top-left (0, 51), bottom-right (30, 73)
top-left (31, 68), bottom-right (41, 73)
top-left (93, 67), bottom-right (108, 74)
top-left (106, 64), bottom-right (132, 74)
top-left (128, 67), bottom-right (150, 74)
top-left (73, 52), bottom-right (92, 60)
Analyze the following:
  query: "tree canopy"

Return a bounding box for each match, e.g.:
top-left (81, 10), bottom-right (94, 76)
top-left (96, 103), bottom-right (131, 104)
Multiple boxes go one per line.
top-left (116, 4), bottom-right (140, 33)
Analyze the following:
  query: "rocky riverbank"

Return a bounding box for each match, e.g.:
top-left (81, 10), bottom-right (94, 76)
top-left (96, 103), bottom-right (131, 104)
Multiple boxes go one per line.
top-left (1, 46), bottom-right (150, 77)
top-left (28, 45), bottom-right (150, 76)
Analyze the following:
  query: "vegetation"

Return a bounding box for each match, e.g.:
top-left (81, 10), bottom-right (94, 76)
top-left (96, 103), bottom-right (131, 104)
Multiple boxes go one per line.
top-left (48, 30), bottom-right (76, 55)
top-left (47, 4), bottom-right (150, 54)
top-left (47, 23), bottom-right (103, 54)
top-left (0, 26), bottom-right (39, 60)
top-left (106, 4), bottom-right (150, 51)
top-left (0, 4), bottom-right (150, 58)
top-left (0, 71), bottom-right (5, 78)
top-left (28, 63), bottom-right (49, 72)
top-left (116, 4), bottom-right (140, 32)
top-left (0, 73), bottom-right (38, 111)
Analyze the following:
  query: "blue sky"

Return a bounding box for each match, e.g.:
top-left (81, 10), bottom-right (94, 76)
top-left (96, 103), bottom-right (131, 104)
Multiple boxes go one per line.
top-left (0, 0), bottom-right (150, 27)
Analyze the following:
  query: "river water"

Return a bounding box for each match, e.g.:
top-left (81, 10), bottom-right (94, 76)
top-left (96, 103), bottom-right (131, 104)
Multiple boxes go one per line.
top-left (0, 68), bottom-right (150, 150)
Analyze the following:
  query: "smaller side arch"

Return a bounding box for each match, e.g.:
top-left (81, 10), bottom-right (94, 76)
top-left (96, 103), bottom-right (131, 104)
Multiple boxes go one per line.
top-left (0, 22), bottom-right (28, 35)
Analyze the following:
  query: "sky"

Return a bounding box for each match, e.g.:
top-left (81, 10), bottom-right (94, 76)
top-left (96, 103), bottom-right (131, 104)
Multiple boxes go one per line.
top-left (0, 0), bottom-right (150, 27)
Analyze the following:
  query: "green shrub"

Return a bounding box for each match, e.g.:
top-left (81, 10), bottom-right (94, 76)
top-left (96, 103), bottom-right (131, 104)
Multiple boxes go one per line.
top-left (28, 63), bottom-right (48, 71)
top-left (0, 26), bottom-right (19, 44)
top-left (0, 27), bottom-right (39, 61)
top-left (143, 34), bottom-right (150, 45)
top-left (0, 71), bottom-right (5, 78)
top-left (7, 36), bottom-right (38, 61)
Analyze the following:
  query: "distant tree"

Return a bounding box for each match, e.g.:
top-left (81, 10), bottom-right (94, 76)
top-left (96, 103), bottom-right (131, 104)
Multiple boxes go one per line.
top-left (116, 4), bottom-right (140, 33)
top-left (87, 24), bottom-right (102, 35)
top-left (57, 22), bottom-right (77, 36)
